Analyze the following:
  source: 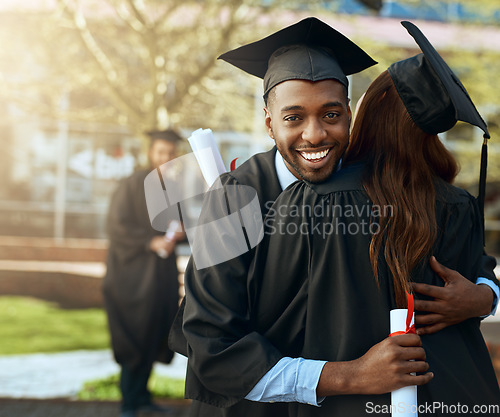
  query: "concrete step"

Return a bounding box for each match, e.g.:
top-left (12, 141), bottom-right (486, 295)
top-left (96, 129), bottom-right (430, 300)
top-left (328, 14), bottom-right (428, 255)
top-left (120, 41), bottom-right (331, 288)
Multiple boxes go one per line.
top-left (0, 236), bottom-right (108, 262)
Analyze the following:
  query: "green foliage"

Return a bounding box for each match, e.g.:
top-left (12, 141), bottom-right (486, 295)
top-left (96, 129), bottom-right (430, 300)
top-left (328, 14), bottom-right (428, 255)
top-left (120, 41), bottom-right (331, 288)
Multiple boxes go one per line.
top-left (78, 374), bottom-right (122, 402)
top-left (0, 296), bottom-right (110, 355)
top-left (77, 373), bottom-right (185, 400)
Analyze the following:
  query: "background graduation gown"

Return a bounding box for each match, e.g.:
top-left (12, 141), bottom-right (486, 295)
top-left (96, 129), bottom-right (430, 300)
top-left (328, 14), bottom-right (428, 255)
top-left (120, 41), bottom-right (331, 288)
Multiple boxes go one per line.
top-left (103, 169), bottom-right (179, 371)
top-left (177, 156), bottom-right (500, 416)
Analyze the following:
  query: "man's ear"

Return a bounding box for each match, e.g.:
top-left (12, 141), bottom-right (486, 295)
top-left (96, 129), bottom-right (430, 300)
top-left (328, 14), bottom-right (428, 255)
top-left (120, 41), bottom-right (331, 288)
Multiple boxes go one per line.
top-left (264, 107), bottom-right (274, 140)
top-left (346, 99), bottom-right (352, 130)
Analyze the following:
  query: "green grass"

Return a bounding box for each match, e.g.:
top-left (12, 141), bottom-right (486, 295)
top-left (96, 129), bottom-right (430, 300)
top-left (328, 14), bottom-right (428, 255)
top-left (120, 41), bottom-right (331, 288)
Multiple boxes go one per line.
top-left (77, 373), bottom-right (185, 400)
top-left (0, 296), bottom-right (110, 354)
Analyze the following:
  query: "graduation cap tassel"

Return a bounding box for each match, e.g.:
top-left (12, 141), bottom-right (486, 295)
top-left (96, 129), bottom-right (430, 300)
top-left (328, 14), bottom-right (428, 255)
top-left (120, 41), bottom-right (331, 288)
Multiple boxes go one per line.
top-left (478, 135), bottom-right (489, 245)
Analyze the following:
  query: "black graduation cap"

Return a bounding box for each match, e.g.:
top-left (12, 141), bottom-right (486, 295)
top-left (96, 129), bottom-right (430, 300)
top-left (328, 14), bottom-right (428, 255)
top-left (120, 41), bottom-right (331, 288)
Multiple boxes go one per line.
top-left (218, 17), bottom-right (377, 96)
top-left (388, 21), bottom-right (490, 237)
top-left (145, 129), bottom-right (183, 144)
top-left (388, 21), bottom-right (489, 138)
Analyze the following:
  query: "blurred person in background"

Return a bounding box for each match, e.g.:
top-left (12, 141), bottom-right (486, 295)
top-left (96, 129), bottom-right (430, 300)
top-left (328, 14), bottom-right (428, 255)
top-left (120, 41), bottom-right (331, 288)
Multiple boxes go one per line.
top-left (103, 129), bottom-right (184, 417)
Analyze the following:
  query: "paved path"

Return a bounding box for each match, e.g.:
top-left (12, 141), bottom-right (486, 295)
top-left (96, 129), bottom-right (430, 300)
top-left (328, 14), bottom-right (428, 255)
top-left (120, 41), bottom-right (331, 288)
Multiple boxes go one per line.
top-left (0, 399), bottom-right (122, 417)
top-left (0, 398), bottom-right (190, 417)
top-left (0, 350), bottom-right (190, 416)
top-left (0, 350), bottom-right (187, 399)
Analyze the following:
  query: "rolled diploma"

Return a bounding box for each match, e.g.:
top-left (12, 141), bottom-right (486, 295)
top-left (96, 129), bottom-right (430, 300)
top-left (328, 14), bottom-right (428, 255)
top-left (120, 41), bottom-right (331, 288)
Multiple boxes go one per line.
top-left (390, 309), bottom-right (417, 417)
top-left (187, 128), bottom-right (226, 187)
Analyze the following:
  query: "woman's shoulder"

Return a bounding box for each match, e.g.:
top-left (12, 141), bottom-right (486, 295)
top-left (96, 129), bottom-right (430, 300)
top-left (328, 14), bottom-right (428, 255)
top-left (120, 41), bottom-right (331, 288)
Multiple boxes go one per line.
top-left (306, 162), bottom-right (365, 196)
top-left (435, 179), bottom-right (477, 207)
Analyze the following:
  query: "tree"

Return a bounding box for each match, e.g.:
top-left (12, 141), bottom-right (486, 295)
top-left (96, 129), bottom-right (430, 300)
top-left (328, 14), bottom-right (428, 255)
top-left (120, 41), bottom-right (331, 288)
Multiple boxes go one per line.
top-left (0, 0), bottom-right (498, 145)
top-left (0, 0), bottom-right (326, 139)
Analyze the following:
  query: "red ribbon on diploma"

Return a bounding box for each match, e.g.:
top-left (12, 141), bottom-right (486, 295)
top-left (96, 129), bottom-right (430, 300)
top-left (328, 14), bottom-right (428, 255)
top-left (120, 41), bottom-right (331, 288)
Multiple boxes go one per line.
top-left (230, 158), bottom-right (239, 171)
top-left (389, 291), bottom-right (416, 337)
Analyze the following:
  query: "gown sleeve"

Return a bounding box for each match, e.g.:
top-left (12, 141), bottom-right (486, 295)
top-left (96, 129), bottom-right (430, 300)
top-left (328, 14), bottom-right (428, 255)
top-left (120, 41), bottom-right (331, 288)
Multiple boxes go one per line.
top-left (434, 190), bottom-right (486, 279)
top-left (182, 173), bottom-right (283, 407)
top-left (478, 253), bottom-right (499, 287)
top-left (417, 189), bottom-right (500, 406)
top-left (477, 252), bottom-right (499, 317)
top-left (434, 190), bottom-right (497, 291)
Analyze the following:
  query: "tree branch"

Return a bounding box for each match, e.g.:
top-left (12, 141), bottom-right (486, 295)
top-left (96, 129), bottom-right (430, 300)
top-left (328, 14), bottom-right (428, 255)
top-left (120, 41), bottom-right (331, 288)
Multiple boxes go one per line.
top-left (57, 0), bottom-right (143, 126)
top-left (167, 1), bottom-right (249, 113)
top-left (125, 0), bottom-right (149, 28)
top-left (108, 0), bottom-right (145, 32)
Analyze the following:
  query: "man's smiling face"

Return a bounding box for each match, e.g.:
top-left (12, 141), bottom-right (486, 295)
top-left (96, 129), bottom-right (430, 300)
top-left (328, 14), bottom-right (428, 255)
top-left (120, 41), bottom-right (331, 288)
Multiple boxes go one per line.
top-left (265, 79), bottom-right (352, 183)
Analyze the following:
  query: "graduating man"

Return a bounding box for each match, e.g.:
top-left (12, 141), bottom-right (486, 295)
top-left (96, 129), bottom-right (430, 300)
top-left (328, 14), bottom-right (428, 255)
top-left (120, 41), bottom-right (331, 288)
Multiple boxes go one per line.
top-left (103, 129), bottom-right (184, 417)
top-left (171, 18), bottom-right (499, 417)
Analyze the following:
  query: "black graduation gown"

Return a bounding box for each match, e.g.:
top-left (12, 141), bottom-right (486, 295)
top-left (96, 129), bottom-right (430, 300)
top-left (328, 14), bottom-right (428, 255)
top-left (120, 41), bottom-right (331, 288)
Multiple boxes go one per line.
top-left (248, 162), bottom-right (500, 416)
top-left (178, 155), bottom-right (500, 416)
top-left (178, 147), bottom-right (291, 416)
top-left (103, 169), bottom-right (179, 371)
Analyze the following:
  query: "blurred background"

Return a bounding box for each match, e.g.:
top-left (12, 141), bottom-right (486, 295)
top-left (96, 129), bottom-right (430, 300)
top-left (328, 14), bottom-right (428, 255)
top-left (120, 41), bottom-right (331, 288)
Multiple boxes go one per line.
top-left (0, 0), bottom-right (499, 404)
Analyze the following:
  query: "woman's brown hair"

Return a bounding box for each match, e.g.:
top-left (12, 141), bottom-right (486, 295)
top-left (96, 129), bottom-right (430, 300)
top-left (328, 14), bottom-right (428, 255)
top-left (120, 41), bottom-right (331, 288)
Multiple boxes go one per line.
top-left (345, 70), bottom-right (459, 307)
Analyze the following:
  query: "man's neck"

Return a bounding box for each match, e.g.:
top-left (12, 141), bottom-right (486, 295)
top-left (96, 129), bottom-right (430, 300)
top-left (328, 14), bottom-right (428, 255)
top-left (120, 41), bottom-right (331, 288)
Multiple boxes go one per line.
top-left (274, 151), bottom-right (300, 191)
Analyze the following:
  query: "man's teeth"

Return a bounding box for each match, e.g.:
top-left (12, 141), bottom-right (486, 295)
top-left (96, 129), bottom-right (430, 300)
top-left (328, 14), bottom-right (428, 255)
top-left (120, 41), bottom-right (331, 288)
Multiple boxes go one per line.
top-left (300, 149), bottom-right (330, 160)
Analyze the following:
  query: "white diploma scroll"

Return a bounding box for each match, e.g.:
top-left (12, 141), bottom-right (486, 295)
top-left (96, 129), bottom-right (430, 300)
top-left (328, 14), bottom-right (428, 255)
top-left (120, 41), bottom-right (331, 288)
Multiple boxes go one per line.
top-left (390, 309), bottom-right (418, 417)
top-left (187, 128), bottom-right (227, 187)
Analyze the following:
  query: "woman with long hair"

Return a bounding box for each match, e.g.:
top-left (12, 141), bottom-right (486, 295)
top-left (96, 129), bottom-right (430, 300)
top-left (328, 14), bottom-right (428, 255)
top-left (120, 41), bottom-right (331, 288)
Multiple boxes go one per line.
top-left (345, 68), bottom-right (460, 307)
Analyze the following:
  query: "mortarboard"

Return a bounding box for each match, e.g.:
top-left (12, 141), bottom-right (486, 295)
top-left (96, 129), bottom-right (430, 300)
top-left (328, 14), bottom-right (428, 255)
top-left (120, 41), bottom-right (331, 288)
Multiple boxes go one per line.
top-left (388, 21), bottom-right (489, 138)
top-left (218, 17), bottom-right (377, 96)
top-left (388, 21), bottom-right (490, 237)
top-left (145, 129), bottom-right (183, 144)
